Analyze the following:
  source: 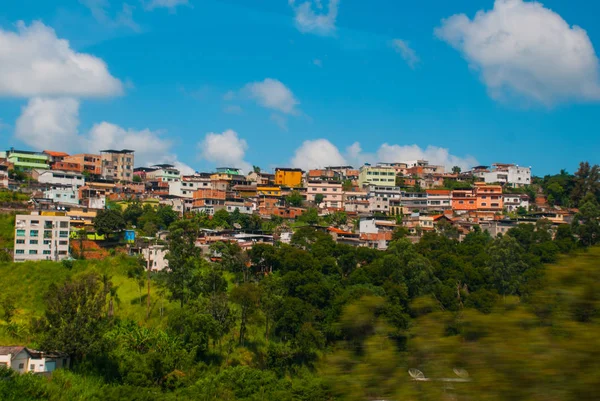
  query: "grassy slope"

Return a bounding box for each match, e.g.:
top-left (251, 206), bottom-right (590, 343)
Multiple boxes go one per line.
top-left (0, 256), bottom-right (179, 346)
top-left (0, 212), bottom-right (16, 250)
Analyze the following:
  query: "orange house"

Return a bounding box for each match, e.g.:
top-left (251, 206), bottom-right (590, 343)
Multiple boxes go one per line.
top-left (452, 189), bottom-right (477, 211)
top-left (193, 189), bottom-right (226, 208)
top-left (63, 154), bottom-right (103, 175)
top-left (474, 183), bottom-right (503, 211)
top-left (52, 161), bottom-right (83, 173)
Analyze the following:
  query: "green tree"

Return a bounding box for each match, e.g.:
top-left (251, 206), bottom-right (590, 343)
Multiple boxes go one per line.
top-left (342, 179), bottom-right (353, 191)
top-left (0, 297), bottom-right (16, 323)
top-left (94, 209), bottom-right (125, 239)
top-left (314, 193), bottom-right (324, 206)
top-left (123, 201), bottom-right (144, 227)
top-left (132, 174), bottom-right (142, 183)
top-left (486, 236), bottom-right (529, 297)
top-left (164, 220), bottom-right (202, 307)
top-left (299, 208), bottom-right (319, 225)
top-left (572, 196), bottom-right (600, 246)
top-left (452, 166), bottom-right (462, 174)
top-left (231, 283), bottom-right (261, 345)
top-left (287, 190), bottom-right (304, 207)
top-left (37, 273), bottom-right (110, 361)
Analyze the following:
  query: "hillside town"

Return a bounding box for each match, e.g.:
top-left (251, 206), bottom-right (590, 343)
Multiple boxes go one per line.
top-left (1, 146), bottom-right (575, 266)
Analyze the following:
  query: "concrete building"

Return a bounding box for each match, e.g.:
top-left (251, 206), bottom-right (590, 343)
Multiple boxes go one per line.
top-left (358, 165), bottom-right (397, 188)
top-left (475, 182), bottom-right (503, 212)
top-left (62, 153), bottom-right (103, 175)
top-left (503, 194), bottom-right (530, 212)
top-left (146, 164), bottom-right (181, 183)
top-left (142, 245), bottom-right (169, 272)
top-left (275, 168), bottom-right (303, 187)
top-left (2, 149), bottom-right (49, 171)
top-left (33, 169), bottom-right (85, 188)
top-left (169, 177), bottom-right (212, 198)
top-left (343, 191), bottom-right (370, 214)
top-left (43, 187), bottom-right (79, 205)
top-left (100, 149), bottom-right (135, 182)
top-left (14, 213), bottom-right (70, 262)
top-left (426, 189), bottom-right (452, 212)
top-left (474, 163), bottom-right (531, 187)
top-left (306, 181), bottom-right (343, 208)
top-left (0, 347), bottom-right (69, 374)
top-left (216, 167), bottom-right (242, 175)
top-left (401, 192), bottom-right (429, 214)
top-left (0, 165), bottom-right (8, 189)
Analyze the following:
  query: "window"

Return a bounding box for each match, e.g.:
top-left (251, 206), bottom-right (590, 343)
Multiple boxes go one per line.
top-left (43, 250), bottom-right (51, 255)
top-left (59, 231), bottom-right (69, 238)
top-left (30, 364), bottom-right (35, 371)
top-left (30, 230), bottom-right (39, 237)
top-left (16, 229), bottom-right (25, 237)
top-left (29, 250), bottom-right (37, 255)
top-left (44, 230), bottom-right (52, 238)
top-left (44, 240), bottom-right (51, 245)
top-left (31, 220), bottom-right (40, 225)
top-left (19, 363), bottom-right (24, 369)
top-left (16, 250), bottom-right (24, 254)
top-left (59, 240), bottom-right (68, 246)
top-left (16, 239), bottom-right (25, 244)
top-left (60, 221), bottom-right (69, 228)
top-left (481, 203), bottom-right (487, 206)
top-left (29, 240), bottom-right (38, 245)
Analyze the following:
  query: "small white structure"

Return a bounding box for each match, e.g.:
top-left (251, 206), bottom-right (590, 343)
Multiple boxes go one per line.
top-left (503, 194), bottom-right (530, 212)
top-left (43, 187), bottom-right (79, 205)
top-left (169, 178), bottom-right (212, 198)
top-left (142, 245), bottom-right (169, 271)
top-left (476, 164), bottom-right (531, 187)
top-left (0, 347), bottom-right (69, 374)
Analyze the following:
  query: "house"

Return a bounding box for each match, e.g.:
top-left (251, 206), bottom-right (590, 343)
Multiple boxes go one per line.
top-left (62, 154), bottom-right (103, 175)
top-left (192, 189), bottom-right (226, 214)
top-left (503, 194), bottom-right (530, 212)
top-left (472, 163), bottom-right (531, 188)
top-left (13, 213), bottom-right (71, 262)
top-left (401, 192), bottom-right (429, 214)
top-left (142, 245), bottom-right (169, 271)
top-left (427, 189), bottom-right (452, 212)
top-left (275, 168), bottom-right (303, 187)
top-left (0, 346), bottom-right (69, 374)
top-left (403, 213), bottom-right (435, 234)
top-left (452, 188), bottom-right (477, 212)
top-left (306, 181), bottom-right (343, 209)
top-left (32, 169), bottom-right (85, 188)
top-left (358, 164), bottom-right (397, 188)
top-left (43, 151), bottom-right (71, 170)
top-left (43, 187), bottom-right (79, 205)
top-left (0, 164), bottom-right (8, 189)
top-left (246, 171), bottom-right (274, 185)
top-left (474, 182), bottom-right (503, 212)
top-left (343, 191), bottom-right (370, 214)
top-left (307, 169), bottom-right (341, 183)
top-left (146, 164), bottom-right (181, 183)
top-left (479, 220), bottom-right (519, 237)
top-left (2, 149), bottom-right (49, 171)
top-left (169, 175), bottom-right (212, 198)
top-left (100, 149), bottom-right (135, 182)
top-left (216, 167), bottom-right (242, 176)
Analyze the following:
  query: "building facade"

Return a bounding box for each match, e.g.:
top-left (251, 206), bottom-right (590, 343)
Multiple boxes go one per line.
top-left (33, 169), bottom-right (85, 188)
top-left (275, 168), bottom-right (303, 187)
top-left (306, 181), bottom-right (343, 208)
top-left (2, 149), bottom-right (49, 171)
top-left (358, 165), bottom-right (397, 188)
top-left (100, 150), bottom-right (135, 182)
top-left (13, 213), bottom-right (70, 262)
top-left (62, 154), bottom-right (103, 175)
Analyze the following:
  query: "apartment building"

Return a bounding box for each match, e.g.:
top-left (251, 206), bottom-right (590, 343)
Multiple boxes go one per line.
top-left (62, 154), bottom-right (103, 175)
top-left (343, 191), bottom-right (370, 214)
top-left (307, 169), bottom-right (341, 183)
top-left (192, 189), bottom-right (226, 214)
top-left (169, 176), bottom-right (212, 198)
top-left (13, 213), bottom-right (70, 262)
top-left (2, 149), bottom-right (49, 171)
top-left (358, 165), bottom-right (397, 188)
top-left (401, 192), bottom-right (429, 213)
top-left (32, 169), bottom-right (85, 188)
top-left (100, 149), bottom-right (135, 182)
top-left (142, 245), bottom-right (169, 271)
top-left (306, 181), bottom-right (343, 208)
top-left (43, 187), bottom-right (79, 205)
top-left (146, 164), bottom-right (181, 183)
top-left (275, 168), bottom-right (303, 187)
top-left (426, 189), bottom-right (452, 212)
top-left (473, 163), bottom-right (531, 187)
top-left (475, 182), bottom-right (504, 212)
top-left (452, 189), bottom-right (477, 212)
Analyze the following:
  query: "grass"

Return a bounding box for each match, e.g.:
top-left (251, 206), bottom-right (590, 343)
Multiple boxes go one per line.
top-left (0, 212), bottom-right (15, 250)
top-left (0, 255), bottom-right (179, 346)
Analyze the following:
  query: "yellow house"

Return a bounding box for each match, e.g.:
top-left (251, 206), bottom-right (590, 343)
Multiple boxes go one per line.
top-left (275, 168), bottom-right (303, 187)
top-left (257, 186), bottom-right (282, 196)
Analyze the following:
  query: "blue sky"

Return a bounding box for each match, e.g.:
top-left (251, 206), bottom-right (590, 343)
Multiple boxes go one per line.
top-left (1, 0), bottom-right (599, 175)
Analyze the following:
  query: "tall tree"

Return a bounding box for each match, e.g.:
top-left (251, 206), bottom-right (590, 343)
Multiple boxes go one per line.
top-left (231, 283), bottom-right (261, 345)
top-left (287, 190), bottom-right (304, 207)
top-left (94, 209), bottom-right (125, 239)
top-left (572, 196), bottom-right (600, 247)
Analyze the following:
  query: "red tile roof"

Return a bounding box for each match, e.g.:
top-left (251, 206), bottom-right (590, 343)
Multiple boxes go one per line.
top-left (44, 150), bottom-right (70, 157)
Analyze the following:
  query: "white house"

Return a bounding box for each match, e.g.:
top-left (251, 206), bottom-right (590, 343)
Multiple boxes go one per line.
top-left (43, 187), bottom-right (79, 205)
top-left (503, 194), bottom-right (530, 212)
top-left (33, 169), bottom-right (85, 188)
top-left (477, 164), bottom-right (531, 188)
top-left (169, 178), bottom-right (212, 198)
top-left (0, 347), bottom-right (69, 374)
top-left (142, 245), bottom-right (169, 272)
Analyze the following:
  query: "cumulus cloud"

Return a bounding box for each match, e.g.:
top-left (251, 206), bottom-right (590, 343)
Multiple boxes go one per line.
top-left (15, 98), bottom-right (82, 152)
top-left (289, 0), bottom-right (339, 36)
top-left (291, 139), bottom-right (347, 170)
top-left (391, 39), bottom-right (420, 69)
top-left (145, 0), bottom-right (189, 11)
top-left (290, 139), bottom-right (477, 171)
top-left (13, 97), bottom-right (193, 170)
top-left (198, 129), bottom-right (252, 174)
top-left (0, 21), bottom-right (123, 97)
top-left (435, 0), bottom-right (600, 104)
top-left (243, 78), bottom-right (299, 115)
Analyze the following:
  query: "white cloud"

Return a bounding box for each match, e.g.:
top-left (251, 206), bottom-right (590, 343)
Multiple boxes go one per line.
top-left (289, 0), bottom-right (339, 36)
top-left (198, 129), bottom-right (252, 174)
top-left (13, 97), bottom-right (193, 170)
top-left (270, 114), bottom-right (288, 131)
top-left (0, 21), bottom-right (123, 97)
top-left (435, 0), bottom-right (600, 104)
top-left (145, 0), bottom-right (189, 11)
top-left (15, 98), bottom-right (82, 152)
top-left (392, 39), bottom-right (420, 69)
top-left (243, 78), bottom-right (299, 115)
top-left (79, 0), bottom-right (140, 31)
top-left (290, 139), bottom-right (477, 171)
top-left (291, 139), bottom-right (347, 170)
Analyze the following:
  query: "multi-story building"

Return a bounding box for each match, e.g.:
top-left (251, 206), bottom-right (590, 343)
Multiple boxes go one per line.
top-left (401, 192), bottom-right (429, 214)
top-left (275, 168), bottom-right (303, 187)
top-left (43, 187), bottom-right (79, 205)
top-left (306, 181), bottom-right (343, 209)
top-left (473, 163), bottom-right (531, 188)
top-left (13, 213), bottom-right (70, 262)
top-left (100, 149), bottom-right (134, 182)
top-left (246, 171), bottom-right (275, 185)
top-left (452, 189), bottom-right (477, 213)
top-left (0, 165), bottom-right (8, 189)
top-left (142, 245), bottom-right (169, 272)
top-left (32, 169), bottom-right (85, 188)
top-left (169, 176), bottom-right (212, 198)
top-left (62, 154), bottom-right (103, 176)
top-left (216, 167), bottom-right (242, 176)
top-left (192, 189), bottom-right (226, 214)
top-left (146, 164), bottom-right (181, 183)
top-left (43, 151), bottom-right (70, 168)
top-left (426, 189), bottom-right (452, 212)
top-left (358, 165), bottom-right (397, 188)
top-left (2, 149), bottom-right (49, 171)
top-left (503, 194), bottom-right (530, 212)
top-left (343, 191), bottom-right (370, 214)
top-left (307, 169), bottom-right (341, 183)
top-left (475, 182), bottom-right (503, 212)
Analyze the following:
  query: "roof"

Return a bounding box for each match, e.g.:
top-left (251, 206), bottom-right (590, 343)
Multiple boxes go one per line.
top-left (275, 167), bottom-right (303, 172)
top-left (100, 149), bottom-right (135, 154)
top-left (328, 227), bottom-right (355, 235)
top-left (360, 232), bottom-right (393, 241)
top-left (0, 346), bottom-right (27, 358)
top-left (426, 189), bottom-right (451, 195)
top-left (44, 150), bottom-right (70, 157)
top-left (152, 164), bottom-right (175, 169)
